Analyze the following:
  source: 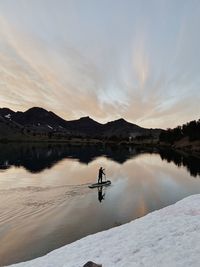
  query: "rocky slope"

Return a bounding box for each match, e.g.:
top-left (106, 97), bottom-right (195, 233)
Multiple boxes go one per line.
top-left (0, 107), bottom-right (161, 141)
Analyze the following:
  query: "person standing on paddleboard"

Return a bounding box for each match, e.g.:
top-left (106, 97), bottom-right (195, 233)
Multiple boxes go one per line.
top-left (98, 167), bottom-right (105, 184)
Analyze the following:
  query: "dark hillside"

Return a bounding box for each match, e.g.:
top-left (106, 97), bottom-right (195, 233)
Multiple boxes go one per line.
top-left (0, 107), bottom-right (162, 141)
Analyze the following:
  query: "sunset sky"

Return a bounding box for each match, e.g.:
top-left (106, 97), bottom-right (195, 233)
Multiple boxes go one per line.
top-left (0, 0), bottom-right (199, 129)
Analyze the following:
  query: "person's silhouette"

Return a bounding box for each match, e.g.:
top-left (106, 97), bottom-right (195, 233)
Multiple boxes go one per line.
top-left (98, 186), bottom-right (105, 202)
top-left (98, 167), bottom-right (105, 184)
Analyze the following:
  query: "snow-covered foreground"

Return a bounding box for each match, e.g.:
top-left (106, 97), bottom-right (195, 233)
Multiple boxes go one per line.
top-left (10, 194), bottom-right (200, 267)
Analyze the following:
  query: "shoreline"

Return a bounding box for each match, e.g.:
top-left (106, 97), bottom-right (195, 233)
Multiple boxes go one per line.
top-left (9, 194), bottom-right (200, 267)
top-left (0, 139), bottom-right (199, 158)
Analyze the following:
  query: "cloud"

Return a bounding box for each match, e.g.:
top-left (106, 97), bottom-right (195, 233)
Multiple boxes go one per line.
top-left (0, 0), bottom-right (199, 128)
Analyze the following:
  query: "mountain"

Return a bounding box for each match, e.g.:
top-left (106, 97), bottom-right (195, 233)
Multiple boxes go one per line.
top-left (102, 118), bottom-right (147, 138)
top-left (65, 116), bottom-right (103, 136)
top-left (0, 113), bottom-right (25, 140)
top-left (0, 107), bottom-right (161, 141)
top-left (9, 107), bottom-right (68, 132)
top-left (0, 108), bottom-right (15, 117)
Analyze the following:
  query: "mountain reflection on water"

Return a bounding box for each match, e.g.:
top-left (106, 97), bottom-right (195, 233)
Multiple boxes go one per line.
top-left (0, 143), bottom-right (200, 266)
top-left (0, 143), bottom-right (199, 177)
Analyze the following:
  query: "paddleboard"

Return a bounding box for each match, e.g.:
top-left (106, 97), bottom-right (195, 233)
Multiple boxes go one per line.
top-left (88, 180), bottom-right (111, 189)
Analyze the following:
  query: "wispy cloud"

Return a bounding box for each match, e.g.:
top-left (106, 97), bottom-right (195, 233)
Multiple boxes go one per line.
top-left (0, 0), bottom-right (199, 128)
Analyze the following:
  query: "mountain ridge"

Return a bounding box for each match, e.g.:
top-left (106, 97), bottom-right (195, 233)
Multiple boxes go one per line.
top-left (0, 107), bottom-right (161, 141)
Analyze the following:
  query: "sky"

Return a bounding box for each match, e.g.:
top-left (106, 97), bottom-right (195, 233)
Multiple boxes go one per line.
top-left (0, 0), bottom-right (199, 129)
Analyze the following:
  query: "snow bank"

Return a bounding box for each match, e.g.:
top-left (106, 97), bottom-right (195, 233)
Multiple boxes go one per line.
top-left (10, 194), bottom-right (200, 267)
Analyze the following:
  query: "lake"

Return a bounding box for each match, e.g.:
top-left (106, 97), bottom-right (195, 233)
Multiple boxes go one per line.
top-left (0, 143), bottom-right (200, 266)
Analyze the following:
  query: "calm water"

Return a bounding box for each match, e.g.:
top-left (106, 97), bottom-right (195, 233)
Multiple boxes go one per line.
top-left (0, 144), bottom-right (200, 266)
